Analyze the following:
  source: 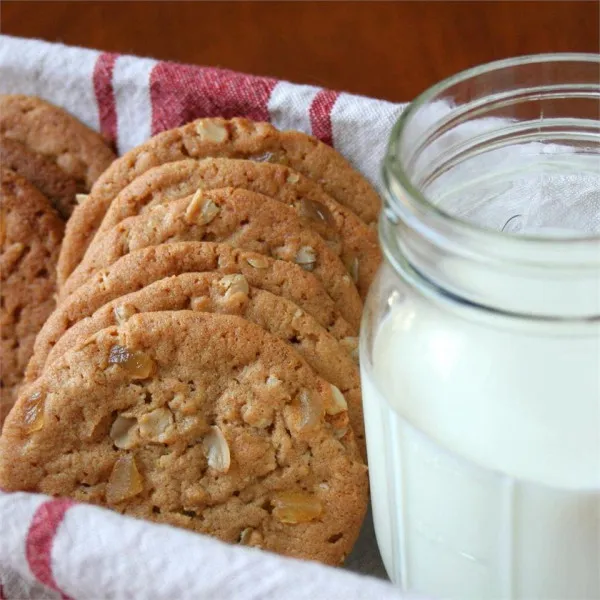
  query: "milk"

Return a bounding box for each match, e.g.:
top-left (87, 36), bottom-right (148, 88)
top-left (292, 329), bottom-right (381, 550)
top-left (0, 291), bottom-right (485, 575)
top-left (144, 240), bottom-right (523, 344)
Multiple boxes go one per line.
top-left (361, 291), bottom-right (600, 599)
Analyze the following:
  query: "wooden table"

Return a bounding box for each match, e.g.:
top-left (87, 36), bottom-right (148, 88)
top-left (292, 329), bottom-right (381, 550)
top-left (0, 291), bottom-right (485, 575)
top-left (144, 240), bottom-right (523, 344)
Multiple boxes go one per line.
top-left (2, 1), bottom-right (598, 103)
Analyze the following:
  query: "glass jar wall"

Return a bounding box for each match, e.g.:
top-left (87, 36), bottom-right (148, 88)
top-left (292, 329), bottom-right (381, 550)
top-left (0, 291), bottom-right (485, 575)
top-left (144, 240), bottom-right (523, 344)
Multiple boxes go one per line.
top-left (361, 55), bottom-right (600, 600)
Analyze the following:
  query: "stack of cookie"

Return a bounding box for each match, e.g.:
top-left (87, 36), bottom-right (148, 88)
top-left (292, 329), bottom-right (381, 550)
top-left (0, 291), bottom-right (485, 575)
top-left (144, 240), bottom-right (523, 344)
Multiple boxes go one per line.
top-left (0, 116), bottom-right (382, 566)
top-left (0, 95), bottom-right (116, 421)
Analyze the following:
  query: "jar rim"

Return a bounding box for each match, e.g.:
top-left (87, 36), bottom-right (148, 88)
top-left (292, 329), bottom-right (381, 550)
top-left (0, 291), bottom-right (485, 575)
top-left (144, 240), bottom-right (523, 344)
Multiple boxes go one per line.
top-left (384, 53), bottom-right (600, 252)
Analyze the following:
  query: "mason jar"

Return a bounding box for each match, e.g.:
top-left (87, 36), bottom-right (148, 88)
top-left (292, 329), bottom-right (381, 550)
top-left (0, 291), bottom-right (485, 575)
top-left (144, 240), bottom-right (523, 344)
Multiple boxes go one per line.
top-left (360, 55), bottom-right (600, 600)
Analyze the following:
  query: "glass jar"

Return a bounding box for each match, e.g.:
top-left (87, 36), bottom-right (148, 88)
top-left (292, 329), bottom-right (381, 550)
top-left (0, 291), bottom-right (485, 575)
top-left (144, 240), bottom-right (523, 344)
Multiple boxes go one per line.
top-left (361, 55), bottom-right (600, 600)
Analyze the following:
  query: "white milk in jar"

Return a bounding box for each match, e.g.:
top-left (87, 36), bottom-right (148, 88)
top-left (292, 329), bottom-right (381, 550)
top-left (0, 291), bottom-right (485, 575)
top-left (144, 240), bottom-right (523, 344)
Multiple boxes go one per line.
top-left (362, 269), bottom-right (599, 599)
top-left (361, 55), bottom-right (600, 600)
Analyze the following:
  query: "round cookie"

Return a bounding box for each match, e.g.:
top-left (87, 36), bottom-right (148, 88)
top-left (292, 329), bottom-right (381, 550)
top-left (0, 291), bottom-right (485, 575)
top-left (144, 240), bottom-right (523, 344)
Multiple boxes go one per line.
top-left (0, 168), bottom-right (64, 426)
top-left (65, 188), bottom-right (363, 328)
top-left (60, 196), bottom-right (104, 286)
top-left (25, 242), bottom-right (358, 382)
top-left (67, 158), bottom-right (380, 300)
top-left (44, 272), bottom-right (365, 456)
top-left (57, 117), bottom-right (380, 285)
top-left (0, 136), bottom-right (77, 219)
top-left (0, 311), bottom-right (368, 566)
top-left (0, 95), bottom-right (116, 191)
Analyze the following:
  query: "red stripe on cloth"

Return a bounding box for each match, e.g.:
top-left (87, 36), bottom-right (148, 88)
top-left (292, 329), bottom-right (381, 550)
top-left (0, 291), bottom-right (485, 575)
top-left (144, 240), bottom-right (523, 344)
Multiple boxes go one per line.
top-left (309, 89), bottom-right (340, 146)
top-left (150, 62), bottom-right (278, 134)
top-left (93, 52), bottom-right (119, 147)
top-left (0, 581), bottom-right (5, 600)
top-left (25, 498), bottom-right (75, 600)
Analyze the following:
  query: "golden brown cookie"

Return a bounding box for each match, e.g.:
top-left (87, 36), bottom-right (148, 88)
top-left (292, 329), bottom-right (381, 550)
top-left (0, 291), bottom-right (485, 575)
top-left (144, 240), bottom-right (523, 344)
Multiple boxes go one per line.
top-left (25, 242), bottom-right (357, 383)
top-left (65, 158), bottom-right (380, 300)
top-left (65, 188), bottom-right (362, 327)
top-left (57, 117), bottom-right (380, 285)
top-left (44, 272), bottom-right (364, 456)
top-left (0, 136), bottom-right (77, 219)
top-left (0, 168), bottom-right (63, 426)
top-left (1, 311), bottom-right (368, 565)
top-left (0, 95), bottom-right (115, 191)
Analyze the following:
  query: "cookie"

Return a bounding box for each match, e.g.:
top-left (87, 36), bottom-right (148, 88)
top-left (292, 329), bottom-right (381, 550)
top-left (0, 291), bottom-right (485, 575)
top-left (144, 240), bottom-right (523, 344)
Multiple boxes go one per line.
top-left (0, 95), bottom-right (116, 191)
top-left (0, 311), bottom-right (368, 565)
top-left (65, 188), bottom-right (362, 328)
top-left (25, 242), bottom-right (357, 382)
top-left (59, 194), bottom-right (102, 286)
top-left (44, 272), bottom-right (364, 456)
top-left (68, 158), bottom-right (380, 300)
top-left (0, 136), bottom-right (77, 219)
top-left (57, 117), bottom-right (380, 285)
top-left (0, 168), bottom-right (64, 425)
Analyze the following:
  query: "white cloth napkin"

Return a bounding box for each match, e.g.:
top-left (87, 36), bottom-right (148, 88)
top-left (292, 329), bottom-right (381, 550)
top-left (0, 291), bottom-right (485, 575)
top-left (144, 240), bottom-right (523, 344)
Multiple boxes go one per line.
top-left (0, 34), bottom-right (418, 600)
top-left (1, 490), bottom-right (424, 600)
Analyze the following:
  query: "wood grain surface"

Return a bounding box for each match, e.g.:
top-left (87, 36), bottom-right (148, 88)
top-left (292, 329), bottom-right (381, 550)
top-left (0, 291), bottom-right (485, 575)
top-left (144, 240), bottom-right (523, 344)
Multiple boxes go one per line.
top-left (1, 1), bottom-right (598, 102)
